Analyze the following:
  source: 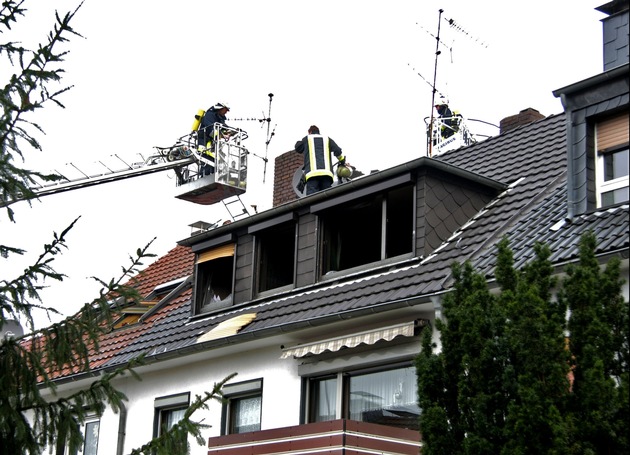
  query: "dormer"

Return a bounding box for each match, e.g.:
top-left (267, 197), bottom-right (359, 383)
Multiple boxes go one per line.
top-left (180, 156), bottom-right (505, 318)
top-left (553, 0), bottom-right (629, 217)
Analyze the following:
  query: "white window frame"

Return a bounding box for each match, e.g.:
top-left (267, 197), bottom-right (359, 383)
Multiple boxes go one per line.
top-left (595, 146), bottom-right (629, 207)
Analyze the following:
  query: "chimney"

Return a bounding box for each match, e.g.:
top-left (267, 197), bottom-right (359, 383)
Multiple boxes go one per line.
top-left (273, 150), bottom-right (303, 207)
top-left (499, 108), bottom-right (545, 134)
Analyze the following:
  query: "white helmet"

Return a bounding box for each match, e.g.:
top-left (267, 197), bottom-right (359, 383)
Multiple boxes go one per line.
top-left (214, 102), bottom-right (230, 111)
top-left (435, 97), bottom-right (448, 107)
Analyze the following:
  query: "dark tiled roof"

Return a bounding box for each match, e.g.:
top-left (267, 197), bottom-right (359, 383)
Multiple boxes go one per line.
top-left (53, 113), bottom-right (630, 380)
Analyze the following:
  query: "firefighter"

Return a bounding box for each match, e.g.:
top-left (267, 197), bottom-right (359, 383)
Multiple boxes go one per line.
top-left (197, 102), bottom-right (231, 175)
top-left (434, 98), bottom-right (459, 140)
top-left (294, 125), bottom-right (346, 195)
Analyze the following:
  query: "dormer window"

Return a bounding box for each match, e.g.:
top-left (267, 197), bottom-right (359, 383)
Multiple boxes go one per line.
top-left (251, 218), bottom-right (296, 294)
top-left (595, 113), bottom-right (629, 207)
top-left (194, 243), bottom-right (235, 314)
top-left (316, 183), bottom-right (414, 276)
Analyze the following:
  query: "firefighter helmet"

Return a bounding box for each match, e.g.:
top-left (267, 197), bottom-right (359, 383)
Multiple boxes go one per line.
top-left (337, 165), bottom-right (353, 179)
top-left (435, 97), bottom-right (448, 107)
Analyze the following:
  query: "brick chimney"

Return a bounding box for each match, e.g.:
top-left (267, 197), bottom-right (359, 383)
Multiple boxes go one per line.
top-left (499, 108), bottom-right (545, 134)
top-left (273, 150), bottom-right (303, 207)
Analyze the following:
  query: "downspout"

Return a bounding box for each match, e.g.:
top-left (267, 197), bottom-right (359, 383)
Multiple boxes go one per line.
top-left (558, 92), bottom-right (576, 220)
top-left (116, 401), bottom-right (127, 455)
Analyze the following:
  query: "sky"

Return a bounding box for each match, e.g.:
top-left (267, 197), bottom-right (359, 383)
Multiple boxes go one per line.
top-left (2, 0), bottom-right (606, 330)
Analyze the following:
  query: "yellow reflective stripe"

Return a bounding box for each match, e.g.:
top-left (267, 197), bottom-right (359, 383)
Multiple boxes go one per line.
top-left (307, 169), bottom-right (334, 179)
top-left (306, 135), bottom-right (332, 176)
top-left (307, 135), bottom-right (317, 170)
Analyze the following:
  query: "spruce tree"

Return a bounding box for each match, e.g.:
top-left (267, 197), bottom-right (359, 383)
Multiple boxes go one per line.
top-left (417, 234), bottom-right (628, 453)
top-left (0, 2), bottom-right (228, 453)
top-left (497, 240), bottom-right (571, 454)
top-left (561, 231), bottom-right (629, 453)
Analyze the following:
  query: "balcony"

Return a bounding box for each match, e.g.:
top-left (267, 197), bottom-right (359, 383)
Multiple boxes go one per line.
top-left (207, 419), bottom-right (422, 454)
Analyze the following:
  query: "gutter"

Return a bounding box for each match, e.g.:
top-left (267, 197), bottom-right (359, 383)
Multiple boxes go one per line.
top-left (47, 289), bottom-right (446, 387)
top-left (552, 64), bottom-right (629, 101)
top-left (45, 246), bottom-right (629, 387)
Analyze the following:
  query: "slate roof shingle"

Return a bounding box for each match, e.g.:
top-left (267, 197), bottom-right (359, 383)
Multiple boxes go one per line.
top-left (51, 113), bottom-right (630, 381)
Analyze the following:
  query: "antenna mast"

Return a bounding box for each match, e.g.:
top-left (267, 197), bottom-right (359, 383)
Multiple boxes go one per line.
top-left (261, 93), bottom-right (276, 183)
top-left (428, 8), bottom-right (444, 158)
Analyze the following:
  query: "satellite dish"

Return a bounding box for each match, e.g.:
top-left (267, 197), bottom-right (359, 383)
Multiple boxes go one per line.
top-left (292, 168), bottom-right (306, 198)
top-left (2, 319), bottom-right (24, 339)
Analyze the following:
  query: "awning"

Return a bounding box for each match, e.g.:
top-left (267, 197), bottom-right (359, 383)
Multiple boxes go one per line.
top-left (280, 321), bottom-right (417, 359)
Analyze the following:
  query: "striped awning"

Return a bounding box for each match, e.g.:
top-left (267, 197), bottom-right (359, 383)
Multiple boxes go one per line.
top-left (280, 321), bottom-right (417, 359)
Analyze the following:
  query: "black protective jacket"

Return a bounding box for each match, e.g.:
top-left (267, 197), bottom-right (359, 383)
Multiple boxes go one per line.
top-left (294, 134), bottom-right (344, 180)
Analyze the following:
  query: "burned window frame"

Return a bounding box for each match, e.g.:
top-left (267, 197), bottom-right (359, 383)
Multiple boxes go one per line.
top-left (193, 243), bottom-right (235, 315)
top-left (316, 183), bottom-right (415, 276)
top-left (249, 213), bottom-right (297, 295)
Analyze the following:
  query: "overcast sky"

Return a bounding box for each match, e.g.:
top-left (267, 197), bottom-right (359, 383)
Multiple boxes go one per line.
top-left (2, 0), bottom-right (606, 329)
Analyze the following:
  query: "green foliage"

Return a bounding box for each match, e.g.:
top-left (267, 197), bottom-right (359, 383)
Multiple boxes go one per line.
top-left (417, 233), bottom-right (629, 454)
top-left (560, 231), bottom-right (629, 453)
top-left (0, 2), bottom-right (231, 454)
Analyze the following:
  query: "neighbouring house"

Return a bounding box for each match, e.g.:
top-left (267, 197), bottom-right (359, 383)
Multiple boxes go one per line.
top-left (41, 2), bottom-right (628, 454)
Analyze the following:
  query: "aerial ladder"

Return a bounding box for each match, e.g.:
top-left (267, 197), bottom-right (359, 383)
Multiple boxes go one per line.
top-left (3, 123), bottom-right (250, 212)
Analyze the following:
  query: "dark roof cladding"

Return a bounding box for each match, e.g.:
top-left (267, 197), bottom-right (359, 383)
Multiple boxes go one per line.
top-left (47, 111), bottom-right (629, 381)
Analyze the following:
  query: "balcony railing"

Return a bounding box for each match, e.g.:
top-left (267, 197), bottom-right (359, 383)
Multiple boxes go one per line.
top-left (207, 419), bottom-right (422, 454)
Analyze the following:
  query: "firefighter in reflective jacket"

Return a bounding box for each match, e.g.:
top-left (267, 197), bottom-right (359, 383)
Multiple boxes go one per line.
top-left (294, 125), bottom-right (346, 195)
top-left (197, 102), bottom-right (230, 175)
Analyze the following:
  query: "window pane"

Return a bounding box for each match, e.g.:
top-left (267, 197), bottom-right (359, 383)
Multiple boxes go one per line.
top-left (258, 223), bottom-right (295, 292)
top-left (166, 408), bottom-right (186, 431)
top-left (196, 256), bottom-right (234, 311)
top-left (83, 421), bottom-right (100, 455)
top-left (322, 198), bottom-right (381, 273)
top-left (311, 377), bottom-right (337, 422)
top-left (386, 186), bottom-right (414, 258)
top-left (348, 366), bottom-right (420, 430)
top-left (602, 186), bottom-right (630, 206)
top-left (231, 395), bottom-right (262, 433)
top-left (604, 148), bottom-right (629, 181)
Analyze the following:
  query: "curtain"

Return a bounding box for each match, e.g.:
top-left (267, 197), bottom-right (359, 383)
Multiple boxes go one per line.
top-left (233, 395), bottom-right (261, 433)
top-left (348, 366), bottom-right (419, 427)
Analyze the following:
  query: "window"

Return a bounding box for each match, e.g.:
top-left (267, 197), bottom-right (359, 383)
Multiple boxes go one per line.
top-left (597, 147), bottom-right (629, 206)
top-left (307, 364), bottom-right (420, 431)
top-left (255, 221), bottom-right (295, 293)
top-left (195, 243), bottom-right (235, 313)
top-left (595, 113), bottom-right (629, 207)
top-left (320, 185), bottom-right (414, 275)
top-left (55, 415), bottom-right (100, 455)
top-left (154, 392), bottom-right (190, 448)
top-left (222, 379), bottom-right (263, 435)
top-left (82, 419), bottom-right (100, 455)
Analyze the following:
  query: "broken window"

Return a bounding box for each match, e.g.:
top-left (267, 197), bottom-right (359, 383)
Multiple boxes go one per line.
top-left (194, 243), bottom-right (235, 314)
top-left (320, 185), bottom-right (414, 275)
top-left (255, 221), bottom-right (296, 293)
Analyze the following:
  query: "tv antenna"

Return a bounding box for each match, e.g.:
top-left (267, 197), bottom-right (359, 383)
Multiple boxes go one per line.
top-left (427, 8), bottom-right (445, 158)
top-left (232, 93), bottom-right (276, 183)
